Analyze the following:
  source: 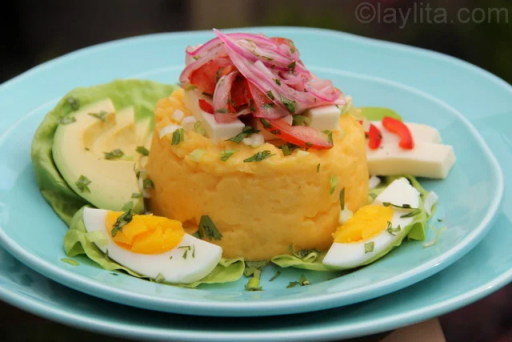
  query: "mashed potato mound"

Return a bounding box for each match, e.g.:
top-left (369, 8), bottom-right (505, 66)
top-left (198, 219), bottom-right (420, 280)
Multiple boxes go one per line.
top-left (146, 89), bottom-right (369, 260)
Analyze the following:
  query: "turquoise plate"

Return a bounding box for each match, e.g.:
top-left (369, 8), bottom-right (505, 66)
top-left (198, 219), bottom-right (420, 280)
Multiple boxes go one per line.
top-left (0, 27), bottom-right (507, 324)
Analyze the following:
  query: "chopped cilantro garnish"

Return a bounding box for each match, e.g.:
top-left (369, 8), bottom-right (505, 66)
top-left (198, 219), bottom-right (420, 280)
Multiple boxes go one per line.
top-left (245, 274), bottom-right (263, 291)
top-left (280, 95), bottom-right (296, 114)
top-left (274, 78), bottom-right (281, 86)
top-left (386, 222), bottom-right (402, 236)
top-left (299, 274), bottom-right (311, 286)
top-left (59, 116), bottom-right (76, 125)
top-left (215, 108), bottom-right (229, 114)
top-left (437, 218), bottom-right (444, 222)
top-left (292, 114), bottom-right (308, 126)
top-left (104, 149), bottom-right (124, 160)
top-left (226, 126), bottom-right (260, 143)
top-left (249, 99), bottom-right (257, 112)
top-left (260, 118), bottom-right (271, 128)
top-left (111, 209), bottom-right (134, 237)
top-left (243, 150), bottom-right (274, 163)
top-left (171, 128), bottom-right (185, 145)
top-left (400, 208), bottom-right (422, 218)
top-left (194, 215), bottom-right (222, 241)
top-left (288, 60), bottom-right (296, 73)
top-left (143, 178), bottom-right (154, 190)
top-left (279, 143), bottom-right (298, 156)
top-left (317, 163), bottom-right (321, 173)
top-left (287, 281), bottom-right (299, 288)
top-left (66, 96), bottom-right (80, 111)
top-left (88, 111), bottom-right (108, 121)
top-left (244, 261), bottom-right (268, 277)
top-left (121, 201), bottom-right (133, 211)
top-left (179, 246), bottom-right (191, 259)
top-left (289, 244), bottom-right (320, 260)
top-left (75, 175), bottom-right (91, 193)
top-left (364, 241), bottom-right (375, 253)
top-left (220, 149), bottom-right (237, 161)
top-left (136, 146), bottom-right (150, 156)
top-left (339, 188), bottom-right (345, 210)
top-left (266, 90), bottom-right (275, 100)
top-left (262, 103), bottom-right (275, 109)
top-left (269, 271), bottom-right (281, 282)
top-left (215, 67), bottom-right (224, 83)
top-left (383, 202), bottom-right (418, 210)
top-left (271, 129), bottom-right (281, 135)
top-left (329, 176), bottom-right (338, 195)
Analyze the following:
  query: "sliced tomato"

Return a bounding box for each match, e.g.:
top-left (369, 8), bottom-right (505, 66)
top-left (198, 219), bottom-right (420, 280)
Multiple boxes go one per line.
top-left (198, 99), bottom-right (214, 114)
top-left (245, 80), bottom-right (289, 119)
top-left (271, 37), bottom-right (296, 50)
top-left (230, 76), bottom-right (249, 108)
top-left (189, 58), bottom-right (235, 94)
top-left (261, 118), bottom-right (333, 150)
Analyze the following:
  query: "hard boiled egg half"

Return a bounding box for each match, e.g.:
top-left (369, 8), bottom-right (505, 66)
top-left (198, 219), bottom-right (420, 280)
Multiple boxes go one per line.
top-left (83, 208), bottom-right (222, 283)
top-left (323, 177), bottom-right (421, 269)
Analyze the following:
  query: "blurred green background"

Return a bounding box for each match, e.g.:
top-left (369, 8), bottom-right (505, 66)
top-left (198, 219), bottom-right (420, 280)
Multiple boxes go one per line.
top-left (1, 0), bottom-right (511, 84)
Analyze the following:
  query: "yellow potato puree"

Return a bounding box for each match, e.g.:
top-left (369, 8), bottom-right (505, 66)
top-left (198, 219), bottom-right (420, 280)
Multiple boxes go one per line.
top-left (146, 89), bottom-right (369, 260)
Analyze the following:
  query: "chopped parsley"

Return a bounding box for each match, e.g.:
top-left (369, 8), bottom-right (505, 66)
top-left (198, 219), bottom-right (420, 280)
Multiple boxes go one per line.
top-left (111, 209), bottom-right (134, 237)
top-left (289, 244), bottom-right (320, 260)
top-left (437, 218), bottom-right (444, 222)
top-left (59, 116), bottom-right (76, 125)
top-left (339, 188), bottom-right (345, 210)
top-left (171, 128), bottom-right (185, 145)
top-left (215, 108), bottom-right (229, 114)
top-left (287, 274), bottom-right (310, 288)
top-left (274, 78), bottom-right (281, 86)
top-left (260, 118), bottom-right (271, 128)
top-left (61, 258), bottom-right (79, 266)
top-left (329, 176), bottom-right (338, 195)
top-left (243, 150), bottom-right (274, 163)
top-left (244, 261), bottom-right (268, 277)
top-left (279, 143), bottom-right (298, 156)
top-left (121, 201), bottom-right (133, 211)
top-left (249, 99), bottom-right (257, 112)
top-left (75, 175), bottom-right (91, 193)
top-left (280, 95), bottom-right (296, 114)
top-left (386, 222), bottom-right (402, 236)
top-left (266, 90), bottom-right (275, 100)
top-left (364, 241), bottom-right (375, 253)
top-left (400, 208), bottom-right (422, 218)
top-left (292, 114), bottom-right (308, 126)
top-left (269, 271), bottom-right (281, 282)
top-left (220, 149), bottom-right (237, 161)
top-left (104, 149), bottom-right (124, 160)
top-left (131, 192), bottom-right (142, 199)
top-left (317, 163), bottom-right (321, 173)
top-left (88, 111), bottom-right (108, 121)
top-left (194, 215), bottom-right (222, 241)
top-left (143, 178), bottom-right (154, 190)
top-left (66, 96), bottom-right (80, 111)
top-left (215, 67), bottom-right (224, 83)
top-left (245, 274), bottom-right (263, 291)
top-left (136, 146), bottom-right (150, 156)
top-left (179, 246), bottom-right (192, 259)
top-left (288, 60), bottom-right (297, 73)
top-left (226, 126), bottom-right (260, 143)
top-left (383, 202), bottom-right (418, 210)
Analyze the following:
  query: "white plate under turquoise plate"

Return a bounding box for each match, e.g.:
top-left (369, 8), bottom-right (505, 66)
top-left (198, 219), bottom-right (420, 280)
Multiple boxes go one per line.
top-left (0, 26), bottom-right (509, 333)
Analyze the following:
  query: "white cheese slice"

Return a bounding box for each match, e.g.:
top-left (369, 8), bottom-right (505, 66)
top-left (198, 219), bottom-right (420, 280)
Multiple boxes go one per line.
top-left (367, 142), bottom-right (455, 179)
top-left (183, 90), bottom-right (244, 143)
top-left (304, 105), bottom-right (340, 131)
top-left (372, 121), bottom-right (441, 144)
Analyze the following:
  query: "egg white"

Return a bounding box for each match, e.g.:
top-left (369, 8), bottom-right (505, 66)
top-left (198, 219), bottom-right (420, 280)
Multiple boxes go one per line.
top-left (323, 177), bottom-right (421, 269)
top-left (83, 208), bottom-right (222, 284)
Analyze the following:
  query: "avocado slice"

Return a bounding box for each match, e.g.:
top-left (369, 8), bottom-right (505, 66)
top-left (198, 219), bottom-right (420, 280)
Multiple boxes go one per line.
top-left (52, 99), bottom-right (147, 213)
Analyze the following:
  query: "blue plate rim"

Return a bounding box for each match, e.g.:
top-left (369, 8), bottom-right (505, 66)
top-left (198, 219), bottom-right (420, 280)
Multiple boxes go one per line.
top-left (0, 26), bottom-right (507, 322)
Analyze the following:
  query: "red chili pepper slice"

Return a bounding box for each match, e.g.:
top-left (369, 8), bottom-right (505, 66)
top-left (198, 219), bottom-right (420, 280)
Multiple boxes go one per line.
top-left (198, 99), bottom-right (214, 114)
top-left (382, 116), bottom-right (414, 150)
top-left (367, 124), bottom-right (382, 150)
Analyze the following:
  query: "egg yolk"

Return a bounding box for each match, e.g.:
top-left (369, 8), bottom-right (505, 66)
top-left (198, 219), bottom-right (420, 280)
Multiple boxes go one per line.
top-left (106, 212), bottom-right (185, 254)
top-left (334, 205), bottom-right (393, 243)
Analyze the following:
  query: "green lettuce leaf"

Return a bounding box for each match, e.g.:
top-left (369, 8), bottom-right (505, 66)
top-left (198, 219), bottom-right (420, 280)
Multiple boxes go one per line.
top-left (360, 107), bottom-right (403, 121)
top-left (271, 250), bottom-right (332, 271)
top-left (32, 80), bottom-right (177, 225)
top-left (64, 207), bottom-right (245, 287)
